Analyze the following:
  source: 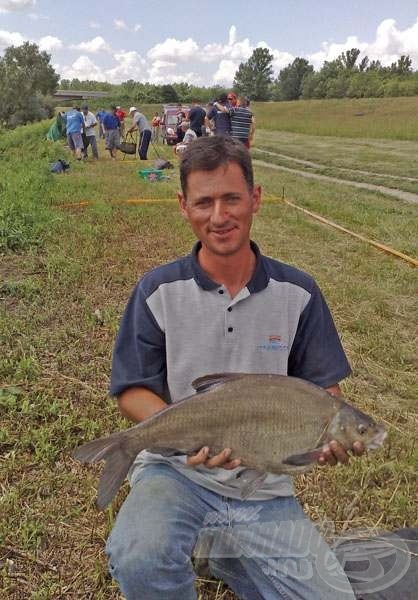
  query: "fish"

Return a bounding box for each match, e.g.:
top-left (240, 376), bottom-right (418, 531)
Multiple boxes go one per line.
top-left (72, 373), bottom-right (386, 509)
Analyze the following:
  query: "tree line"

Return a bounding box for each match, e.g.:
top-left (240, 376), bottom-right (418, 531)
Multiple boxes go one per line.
top-left (1, 42), bottom-right (417, 129)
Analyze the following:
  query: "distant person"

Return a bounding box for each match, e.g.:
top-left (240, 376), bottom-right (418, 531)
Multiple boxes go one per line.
top-left (102, 106), bottom-right (121, 160)
top-left (174, 121), bottom-right (197, 155)
top-left (187, 99), bottom-right (206, 138)
top-left (214, 95), bottom-right (255, 148)
top-left (227, 91), bottom-right (238, 107)
top-left (176, 104), bottom-right (187, 142)
top-left (127, 107), bottom-right (152, 160)
top-left (96, 108), bottom-right (106, 138)
top-left (116, 106), bottom-right (127, 138)
top-left (81, 105), bottom-right (99, 160)
top-left (151, 112), bottom-right (161, 142)
top-left (65, 105), bottom-right (85, 160)
top-left (206, 94), bottom-right (231, 136)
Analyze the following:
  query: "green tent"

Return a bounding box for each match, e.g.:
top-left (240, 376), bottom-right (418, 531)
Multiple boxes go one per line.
top-left (47, 112), bottom-right (66, 141)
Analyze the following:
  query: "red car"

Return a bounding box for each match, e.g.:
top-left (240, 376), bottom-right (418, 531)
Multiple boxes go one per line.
top-left (161, 104), bottom-right (189, 145)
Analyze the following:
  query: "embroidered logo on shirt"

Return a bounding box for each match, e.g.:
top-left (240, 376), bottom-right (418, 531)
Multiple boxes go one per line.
top-left (257, 335), bottom-right (288, 351)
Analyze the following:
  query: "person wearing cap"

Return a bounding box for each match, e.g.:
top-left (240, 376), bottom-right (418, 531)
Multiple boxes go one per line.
top-left (81, 105), bottom-right (99, 160)
top-left (115, 106), bottom-right (127, 138)
top-left (102, 106), bottom-right (121, 160)
top-left (127, 107), bottom-right (152, 160)
top-left (65, 105), bottom-right (85, 160)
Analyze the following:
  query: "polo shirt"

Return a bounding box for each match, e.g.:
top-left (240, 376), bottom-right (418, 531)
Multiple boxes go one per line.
top-left (65, 109), bottom-right (84, 135)
top-left (110, 242), bottom-right (351, 499)
top-left (102, 112), bottom-right (120, 130)
top-left (229, 106), bottom-right (253, 140)
top-left (133, 111), bottom-right (151, 133)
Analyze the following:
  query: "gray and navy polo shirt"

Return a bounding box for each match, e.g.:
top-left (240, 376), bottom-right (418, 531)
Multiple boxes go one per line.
top-left (110, 241), bottom-right (351, 499)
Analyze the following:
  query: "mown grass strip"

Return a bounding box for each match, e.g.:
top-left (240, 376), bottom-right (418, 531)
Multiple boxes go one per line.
top-left (274, 196), bottom-right (418, 267)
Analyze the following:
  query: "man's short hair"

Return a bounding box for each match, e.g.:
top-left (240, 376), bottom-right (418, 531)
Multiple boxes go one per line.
top-left (238, 96), bottom-right (248, 107)
top-left (180, 136), bottom-right (254, 196)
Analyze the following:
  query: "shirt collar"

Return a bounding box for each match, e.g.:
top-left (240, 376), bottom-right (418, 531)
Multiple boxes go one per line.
top-left (190, 241), bottom-right (269, 293)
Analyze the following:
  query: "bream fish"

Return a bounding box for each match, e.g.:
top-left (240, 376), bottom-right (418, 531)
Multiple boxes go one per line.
top-left (72, 373), bottom-right (386, 509)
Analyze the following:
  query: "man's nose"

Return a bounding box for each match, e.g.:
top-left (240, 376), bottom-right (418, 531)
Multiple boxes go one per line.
top-left (211, 200), bottom-right (228, 224)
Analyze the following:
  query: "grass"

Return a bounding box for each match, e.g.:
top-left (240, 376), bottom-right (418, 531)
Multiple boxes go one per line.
top-left (1, 109), bottom-right (417, 598)
top-left (253, 96), bottom-right (418, 139)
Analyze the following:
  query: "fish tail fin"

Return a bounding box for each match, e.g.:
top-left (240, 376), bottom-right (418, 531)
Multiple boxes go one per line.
top-left (72, 434), bottom-right (138, 510)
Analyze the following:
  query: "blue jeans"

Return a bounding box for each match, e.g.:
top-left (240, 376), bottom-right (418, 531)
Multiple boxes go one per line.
top-left (106, 464), bottom-right (355, 599)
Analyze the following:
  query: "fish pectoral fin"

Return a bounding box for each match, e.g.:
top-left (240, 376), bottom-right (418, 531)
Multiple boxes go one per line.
top-left (236, 469), bottom-right (268, 500)
top-left (282, 448), bottom-right (323, 467)
top-left (192, 372), bottom-right (247, 393)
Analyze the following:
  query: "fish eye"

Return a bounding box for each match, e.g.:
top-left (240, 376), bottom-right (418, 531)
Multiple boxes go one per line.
top-left (357, 423), bottom-right (368, 435)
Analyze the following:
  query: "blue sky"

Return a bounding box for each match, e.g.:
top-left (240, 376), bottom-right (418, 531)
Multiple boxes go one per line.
top-left (1, 0), bottom-right (418, 85)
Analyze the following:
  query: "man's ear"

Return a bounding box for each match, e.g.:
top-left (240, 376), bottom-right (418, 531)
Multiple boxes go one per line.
top-left (178, 192), bottom-right (188, 219)
top-left (252, 185), bottom-right (262, 214)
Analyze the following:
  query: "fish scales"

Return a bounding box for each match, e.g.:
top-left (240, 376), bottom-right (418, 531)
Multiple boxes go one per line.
top-left (73, 373), bottom-right (386, 509)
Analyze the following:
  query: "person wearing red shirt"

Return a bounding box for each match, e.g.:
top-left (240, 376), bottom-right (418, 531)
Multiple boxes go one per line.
top-left (116, 106), bottom-right (127, 137)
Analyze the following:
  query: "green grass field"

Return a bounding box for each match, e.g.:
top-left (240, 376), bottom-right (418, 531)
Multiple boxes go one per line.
top-left (253, 96), bottom-right (418, 139)
top-left (1, 99), bottom-right (417, 598)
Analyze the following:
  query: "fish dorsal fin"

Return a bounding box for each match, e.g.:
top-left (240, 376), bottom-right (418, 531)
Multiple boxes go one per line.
top-left (192, 373), bottom-right (247, 393)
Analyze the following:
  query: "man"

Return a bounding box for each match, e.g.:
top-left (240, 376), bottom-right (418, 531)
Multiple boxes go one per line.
top-left (115, 106), bottom-right (127, 138)
top-left (206, 93), bottom-right (231, 136)
top-left (95, 108), bottom-right (106, 138)
top-left (151, 112), bottom-right (161, 142)
top-left (81, 105), bottom-right (99, 160)
top-left (188, 99), bottom-right (206, 137)
top-left (106, 136), bottom-right (361, 599)
top-left (102, 106), bottom-right (121, 160)
top-left (127, 106), bottom-right (152, 160)
top-left (215, 95), bottom-right (255, 148)
top-left (174, 120), bottom-right (197, 155)
top-left (64, 106), bottom-right (84, 160)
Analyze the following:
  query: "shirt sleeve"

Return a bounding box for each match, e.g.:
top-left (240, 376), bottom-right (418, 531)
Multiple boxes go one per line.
top-left (109, 283), bottom-right (167, 399)
top-left (288, 282), bottom-right (351, 388)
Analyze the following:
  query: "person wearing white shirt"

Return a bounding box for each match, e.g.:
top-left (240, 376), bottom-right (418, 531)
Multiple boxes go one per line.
top-left (82, 105), bottom-right (99, 159)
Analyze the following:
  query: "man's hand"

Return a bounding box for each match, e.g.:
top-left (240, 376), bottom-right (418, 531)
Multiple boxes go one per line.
top-left (317, 440), bottom-right (365, 466)
top-left (187, 447), bottom-right (241, 470)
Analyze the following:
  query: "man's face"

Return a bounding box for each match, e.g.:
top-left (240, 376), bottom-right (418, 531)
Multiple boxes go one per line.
top-left (178, 162), bottom-right (261, 258)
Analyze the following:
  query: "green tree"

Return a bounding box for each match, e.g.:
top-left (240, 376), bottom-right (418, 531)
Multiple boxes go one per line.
top-left (390, 55), bottom-right (412, 75)
top-left (275, 57), bottom-right (314, 100)
top-left (0, 42), bottom-right (58, 127)
top-left (233, 47), bottom-right (274, 100)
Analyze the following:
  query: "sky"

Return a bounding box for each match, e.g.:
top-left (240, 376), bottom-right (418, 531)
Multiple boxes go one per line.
top-left (1, 0), bottom-right (418, 86)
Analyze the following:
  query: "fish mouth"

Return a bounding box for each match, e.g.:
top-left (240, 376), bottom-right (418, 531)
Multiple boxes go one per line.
top-left (366, 427), bottom-right (387, 450)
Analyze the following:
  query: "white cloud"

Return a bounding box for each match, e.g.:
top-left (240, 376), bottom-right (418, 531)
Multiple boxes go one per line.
top-left (89, 20), bottom-right (100, 29)
top-left (134, 23), bottom-right (142, 32)
top-left (0, 29), bottom-right (25, 48)
top-left (307, 19), bottom-right (418, 71)
top-left (60, 55), bottom-right (105, 82)
top-left (148, 37), bottom-right (199, 61)
top-left (71, 36), bottom-right (111, 54)
top-left (38, 35), bottom-right (62, 52)
top-left (0, 0), bottom-right (35, 12)
top-left (105, 50), bottom-right (146, 83)
top-left (212, 59), bottom-right (239, 85)
top-left (114, 18), bottom-right (127, 30)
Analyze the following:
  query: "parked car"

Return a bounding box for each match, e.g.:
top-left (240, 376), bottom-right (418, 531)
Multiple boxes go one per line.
top-left (161, 104), bottom-right (189, 145)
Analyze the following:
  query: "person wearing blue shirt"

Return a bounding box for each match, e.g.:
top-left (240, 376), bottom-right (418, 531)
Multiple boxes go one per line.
top-left (95, 108), bottom-right (106, 139)
top-left (102, 106), bottom-right (121, 160)
top-left (65, 106), bottom-right (85, 160)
